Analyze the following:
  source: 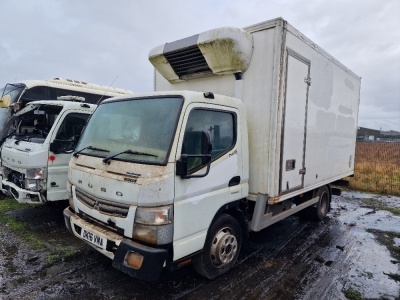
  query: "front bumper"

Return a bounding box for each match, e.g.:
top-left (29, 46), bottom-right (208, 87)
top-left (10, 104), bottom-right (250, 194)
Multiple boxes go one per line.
top-left (1, 179), bottom-right (44, 203)
top-left (63, 207), bottom-right (168, 281)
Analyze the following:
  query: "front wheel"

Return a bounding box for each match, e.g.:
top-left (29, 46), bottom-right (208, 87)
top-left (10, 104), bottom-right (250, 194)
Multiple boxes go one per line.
top-left (193, 213), bottom-right (242, 279)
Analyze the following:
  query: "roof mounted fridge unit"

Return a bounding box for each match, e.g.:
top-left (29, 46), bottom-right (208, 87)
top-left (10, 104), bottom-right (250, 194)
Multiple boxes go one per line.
top-left (149, 27), bottom-right (254, 83)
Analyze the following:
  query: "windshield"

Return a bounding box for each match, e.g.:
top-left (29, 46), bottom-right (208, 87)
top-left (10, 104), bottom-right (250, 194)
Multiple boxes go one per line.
top-left (4, 104), bottom-right (62, 144)
top-left (76, 96), bottom-right (183, 165)
top-left (0, 83), bottom-right (25, 104)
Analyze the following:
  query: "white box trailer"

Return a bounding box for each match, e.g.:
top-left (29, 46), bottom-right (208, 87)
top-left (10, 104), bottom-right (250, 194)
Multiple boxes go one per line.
top-left (63, 17), bottom-right (360, 280)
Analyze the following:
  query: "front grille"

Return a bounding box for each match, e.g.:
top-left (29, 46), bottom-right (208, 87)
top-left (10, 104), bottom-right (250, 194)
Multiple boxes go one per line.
top-left (75, 188), bottom-right (130, 218)
top-left (6, 169), bottom-right (25, 189)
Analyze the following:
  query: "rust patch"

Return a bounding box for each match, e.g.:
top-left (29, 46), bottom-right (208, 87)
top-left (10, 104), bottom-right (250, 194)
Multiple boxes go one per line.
top-left (268, 195), bottom-right (281, 205)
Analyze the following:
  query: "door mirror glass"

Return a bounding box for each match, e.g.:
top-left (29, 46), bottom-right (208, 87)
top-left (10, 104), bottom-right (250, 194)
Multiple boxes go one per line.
top-left (176, 130), bottom-right (212, 178)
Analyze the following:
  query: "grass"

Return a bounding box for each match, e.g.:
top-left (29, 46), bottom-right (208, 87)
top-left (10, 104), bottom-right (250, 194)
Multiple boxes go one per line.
top-left (362, 198), bottom-right (400, 216)
top-left (348, 142), bottom-right (400, 196)
top-left (0, 199), bottom-right (45, 248)
top-left (384, 273), bottom-right (400, 282)
top-left (47, 248), bottom-right (79, 265)
top-left (343, 288), bottom-right (363, 300)
top-left (0, 198), bottom-right (83, 267)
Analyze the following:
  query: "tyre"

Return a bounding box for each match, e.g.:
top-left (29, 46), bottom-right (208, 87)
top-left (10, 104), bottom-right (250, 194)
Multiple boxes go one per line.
top-left (193, 213), bottom-right (242, 279)
top-left (298, 186), bottom-right (330, 221)
top-left (313, 185), bottom-right (330, 221)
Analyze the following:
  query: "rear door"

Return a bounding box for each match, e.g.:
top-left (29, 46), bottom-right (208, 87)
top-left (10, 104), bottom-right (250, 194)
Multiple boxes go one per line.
top-left (280, 50), bottom-right (311, 194)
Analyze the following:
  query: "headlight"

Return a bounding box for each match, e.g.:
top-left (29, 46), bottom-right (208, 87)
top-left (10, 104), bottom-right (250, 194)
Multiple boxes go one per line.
top-left (135, 205), bottom-right (173, 225)
top-left (133, 205), bottom-right (173, 245)
top-left (26, 168), bottom-right (47, 179)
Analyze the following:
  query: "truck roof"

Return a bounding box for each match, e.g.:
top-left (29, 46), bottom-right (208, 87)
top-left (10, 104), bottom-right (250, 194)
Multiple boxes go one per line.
top-left (101, 90), bottom-right (245, 109)
top-left (14, 78), bottom-right (134, 96)
top-left (18, 100), bottom-right (97, 115)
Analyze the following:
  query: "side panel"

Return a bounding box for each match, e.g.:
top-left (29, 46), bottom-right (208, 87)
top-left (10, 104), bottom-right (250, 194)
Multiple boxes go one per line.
top-left (282, 27), bottom-right (360, 192)
top-left (241, 26), bottom-right (281, 197)
top-left (280, 53), bottom-right (310, 193)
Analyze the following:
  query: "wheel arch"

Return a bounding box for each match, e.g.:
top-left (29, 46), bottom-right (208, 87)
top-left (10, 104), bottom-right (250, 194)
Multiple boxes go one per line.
top-left (207, 199), bottom-right (248, 241)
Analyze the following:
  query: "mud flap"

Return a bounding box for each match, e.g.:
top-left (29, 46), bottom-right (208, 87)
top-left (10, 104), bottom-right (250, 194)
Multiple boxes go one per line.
top-left (112, 239), bottom-right (168, 281)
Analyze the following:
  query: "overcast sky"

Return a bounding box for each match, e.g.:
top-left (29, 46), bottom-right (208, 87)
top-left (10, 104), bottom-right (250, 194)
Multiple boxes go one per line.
top-left (1, 0), bottom-right (399, 131)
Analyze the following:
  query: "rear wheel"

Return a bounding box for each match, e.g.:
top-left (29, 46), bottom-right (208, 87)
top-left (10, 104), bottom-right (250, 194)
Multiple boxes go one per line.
top-left (194, 213), bottom-right (242, 279)
top-left (298, 186), bottom-right (330, 221)
top-left (313, 186), bottom-right (330, 220)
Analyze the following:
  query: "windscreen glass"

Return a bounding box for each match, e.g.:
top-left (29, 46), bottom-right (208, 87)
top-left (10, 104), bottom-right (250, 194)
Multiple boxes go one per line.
top-left (4, 105), bottom-right (63, 144)
top-left (76, 97), bottom-right (183, 165)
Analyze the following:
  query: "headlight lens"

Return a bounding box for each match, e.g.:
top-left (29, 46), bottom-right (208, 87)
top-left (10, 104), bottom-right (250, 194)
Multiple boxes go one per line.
top-left (26, 168), bottom-right (47, 179)
top-left (133, 205), bottom-right (173, 245)
top-left (132, 223), bottom-right (173, 245)
top-left (135, 205), bottom-right (173, 225)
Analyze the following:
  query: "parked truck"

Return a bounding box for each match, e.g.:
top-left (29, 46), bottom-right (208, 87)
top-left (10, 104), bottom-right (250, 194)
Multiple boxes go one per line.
top-left (63, 18), bottom-right (361, 280)
top-left (0, 78), bottom-right (133, 142)
top-left (1, 100), bottom-right (96, 203)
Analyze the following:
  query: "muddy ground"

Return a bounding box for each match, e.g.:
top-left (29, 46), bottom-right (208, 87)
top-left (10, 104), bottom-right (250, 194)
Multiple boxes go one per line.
top-left (0, 191), bottom-right (399, 300)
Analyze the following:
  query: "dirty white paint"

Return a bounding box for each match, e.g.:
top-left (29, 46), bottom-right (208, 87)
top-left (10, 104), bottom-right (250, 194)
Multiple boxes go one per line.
top-left (1, 101), bottom-right (96, 203)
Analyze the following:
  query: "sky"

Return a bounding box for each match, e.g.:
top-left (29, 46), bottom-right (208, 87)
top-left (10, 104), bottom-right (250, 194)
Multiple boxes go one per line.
top-left (1, 0), bottom-right (399, 131)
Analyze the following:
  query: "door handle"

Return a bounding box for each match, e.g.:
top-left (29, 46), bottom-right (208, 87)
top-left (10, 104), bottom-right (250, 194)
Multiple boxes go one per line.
top-left (228, 176), bottom-right (241, 187)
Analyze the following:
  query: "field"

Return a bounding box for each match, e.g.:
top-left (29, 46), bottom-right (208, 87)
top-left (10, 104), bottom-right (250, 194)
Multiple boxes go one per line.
top-left (348, 141), bottom-right (400, 196)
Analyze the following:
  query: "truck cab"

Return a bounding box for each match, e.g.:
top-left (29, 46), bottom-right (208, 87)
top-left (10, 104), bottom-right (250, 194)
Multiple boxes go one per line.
top-left (64, 91), bottom-right (248, 280)
top-left (1, 100), bottom-right (96, 203)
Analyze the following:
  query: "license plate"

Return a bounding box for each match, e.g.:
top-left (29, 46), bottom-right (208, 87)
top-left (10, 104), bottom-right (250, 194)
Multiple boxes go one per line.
top-left (81, 229), bottom-right (105, 249)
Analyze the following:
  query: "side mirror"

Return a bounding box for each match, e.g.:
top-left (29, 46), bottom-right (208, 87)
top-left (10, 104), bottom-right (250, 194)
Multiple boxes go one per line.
top-left (50, 139), bottom-right (76, 154)
top-left (176, 130), bottom-right (212, 178)
top-left (50, 141), bottom-right (61, 154)
top-left (0, 95), bottom-right (11, 108)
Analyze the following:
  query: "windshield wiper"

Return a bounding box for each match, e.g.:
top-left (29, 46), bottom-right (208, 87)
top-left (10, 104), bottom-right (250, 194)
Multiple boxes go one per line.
top-left (102, 149), bottom-right (158, 164)
top-left (73, 145), bottom-right (109, 158)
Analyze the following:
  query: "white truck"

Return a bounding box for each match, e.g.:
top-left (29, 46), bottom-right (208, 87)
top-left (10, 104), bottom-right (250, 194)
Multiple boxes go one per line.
top-left (0, 78), bottom-right (133, 143)
top-left (63, 18), bottom-right (361, 280)
top-left (1, 100), bottom-right (96, 203)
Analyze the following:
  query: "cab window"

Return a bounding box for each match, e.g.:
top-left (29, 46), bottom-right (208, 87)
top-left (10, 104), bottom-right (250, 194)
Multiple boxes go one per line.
top-left (182, 109), bottom-right (236, 172)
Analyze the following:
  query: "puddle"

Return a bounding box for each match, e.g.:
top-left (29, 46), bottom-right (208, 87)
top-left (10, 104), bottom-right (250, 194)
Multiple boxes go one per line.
top-left (333, 194), bottom-right (400, 233)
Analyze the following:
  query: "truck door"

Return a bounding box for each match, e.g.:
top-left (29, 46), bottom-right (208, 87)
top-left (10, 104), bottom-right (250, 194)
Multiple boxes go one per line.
top-left (173, 103), bottom-right (243, 260)
top-left (47, 111), bottom-right (90, 201)
top-left (280, 51), bottom-right (311, 194)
